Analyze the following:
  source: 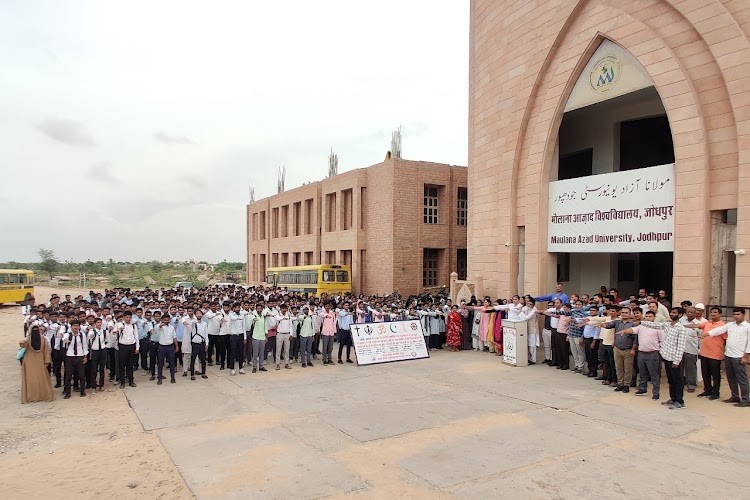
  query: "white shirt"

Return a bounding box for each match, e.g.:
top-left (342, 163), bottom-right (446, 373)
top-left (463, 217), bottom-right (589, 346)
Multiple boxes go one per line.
top-left (494, 302), bottom-right (524, 321)
top-left (115, 322), bottom-right (139, 346)
top-left (88, 328), bottom-right (106, 351)
top-left (156, 325), bottom-right (177, 346)
top-left (65, 331), bottom-right (89, 357)
top-left (709, 321), bottom-right (750, 358)
top-left (204, 310), bottom-right (223, 335)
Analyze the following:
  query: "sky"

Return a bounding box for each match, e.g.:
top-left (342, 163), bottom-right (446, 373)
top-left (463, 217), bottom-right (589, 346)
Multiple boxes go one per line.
top-left (0, 0), bottom-right (469, 263)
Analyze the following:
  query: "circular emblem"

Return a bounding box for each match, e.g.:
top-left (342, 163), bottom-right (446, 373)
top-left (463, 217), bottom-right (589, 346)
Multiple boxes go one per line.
top-left (378, 324), bottom-right (386, 334)
top-left (589, 55), bottom-right (621, 93)
top-left (410, 322), bottom-right (418, 330)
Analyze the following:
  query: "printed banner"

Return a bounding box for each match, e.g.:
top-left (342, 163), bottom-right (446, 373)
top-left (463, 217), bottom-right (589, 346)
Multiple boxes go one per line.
top-left (351, 320), bottom-right (429, 365)
top-left (548, 163), bottom-right (675, 253)
top-left (502, 326), bottom-right (517, 365)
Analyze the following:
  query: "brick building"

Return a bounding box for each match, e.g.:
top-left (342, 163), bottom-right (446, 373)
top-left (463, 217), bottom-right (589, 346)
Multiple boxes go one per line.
top-left (247, 158), bottom-right (467, 295)
top-left (468, 0), bottom-right (750, 306)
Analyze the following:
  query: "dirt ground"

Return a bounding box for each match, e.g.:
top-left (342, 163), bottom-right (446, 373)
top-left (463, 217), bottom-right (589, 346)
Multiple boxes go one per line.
top-left (0, 286), bottom-right (193, 500)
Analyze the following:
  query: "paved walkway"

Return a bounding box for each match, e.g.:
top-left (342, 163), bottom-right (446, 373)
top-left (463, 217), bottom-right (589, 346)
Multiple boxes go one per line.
top-left (123, 350), bottom-right (750, 499)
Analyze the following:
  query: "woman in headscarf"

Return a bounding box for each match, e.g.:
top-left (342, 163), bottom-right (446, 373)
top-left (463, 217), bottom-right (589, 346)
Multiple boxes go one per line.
top-left (19, 325), bottom-right (54, 403)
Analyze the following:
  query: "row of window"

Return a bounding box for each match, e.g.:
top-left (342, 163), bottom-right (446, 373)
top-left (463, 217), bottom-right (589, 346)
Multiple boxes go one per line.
top-left (253, 186), bottom-right (467, 240)
top-left (422, 248), bottom-right (468, 287)
top-left (423, 186), bottom-right (468, 226)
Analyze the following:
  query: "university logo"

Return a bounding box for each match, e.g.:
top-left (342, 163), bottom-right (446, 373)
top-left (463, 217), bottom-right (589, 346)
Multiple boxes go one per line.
top-left (589, 56), bottom-right (621, 93)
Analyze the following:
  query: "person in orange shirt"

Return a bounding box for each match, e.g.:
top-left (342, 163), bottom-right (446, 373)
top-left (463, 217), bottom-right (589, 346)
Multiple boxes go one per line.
top-left (685, 306), bottom-right (725, 400)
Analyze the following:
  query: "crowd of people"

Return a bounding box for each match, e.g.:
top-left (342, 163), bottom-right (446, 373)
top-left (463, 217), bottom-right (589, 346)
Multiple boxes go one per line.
top-left (17, 283), bottom-right (750, 411)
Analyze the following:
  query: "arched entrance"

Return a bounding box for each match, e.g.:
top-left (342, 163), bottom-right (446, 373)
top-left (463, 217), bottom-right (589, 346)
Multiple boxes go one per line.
top-left (552, 38), bottom-right (676, 298)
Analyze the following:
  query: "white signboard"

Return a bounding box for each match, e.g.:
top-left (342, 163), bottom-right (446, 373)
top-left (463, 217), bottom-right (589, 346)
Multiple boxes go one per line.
top-left (548, 163), bottom-right (675, 253)
top-left (351, 320), bottom-right (429, 365)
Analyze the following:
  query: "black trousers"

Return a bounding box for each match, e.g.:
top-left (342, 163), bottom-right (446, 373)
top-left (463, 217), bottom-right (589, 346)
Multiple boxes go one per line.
top-left (337, 329), bottom-right (352, 361)
top-left (157, 344), bottom-right (176, 380)
top-left (89, 349), bottom-right (106, 388)
top-left (107, 347), bottom-right (118, 380)
top-left (699, 355), bottom-right (722, 397)
top-left (190, 343), bottom-right (207, 376)
top-left (584, 338), bottom-right (598, 376)
top-left (555, 332), bottom-right (569, 369)
top-left (118, 343), bottom-right (136, 384)
top-left (64, 356), bottom-right (86, 395)
top-left (228, 335), bottom-right (245, 369)
top-left (663, 358), bottom-right (684, 404)
top-left (550, 328), bottom-right (559, 365)
top-left (52, 349), bottom-right (65, 385)
top-left (214, 335), bottom-right (229, 367)
top-left (290, 336), bottom-right (300, 360)
top-left (264, 334), bottom-right (277, 360)
top-left (138, 338), bottom-right (149, 369)
top-left (208, 334), bottom-right (219, 363)
top-left (149, 341), bottom-right (159, 376)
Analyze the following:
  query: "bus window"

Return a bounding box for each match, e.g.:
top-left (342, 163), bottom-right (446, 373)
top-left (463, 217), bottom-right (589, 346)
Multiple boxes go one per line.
top-left (19, 274), bottom-right (27, 284)
top-left (336, 271), bottom-right (349, 283)
top-left (8, 274), bottom-right (19, 284)
top-left (322, 271), bottom-right (334, 282)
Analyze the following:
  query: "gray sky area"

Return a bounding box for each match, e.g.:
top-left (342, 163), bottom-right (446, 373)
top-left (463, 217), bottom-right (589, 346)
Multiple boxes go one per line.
top-left (0, 1), bottom-right (468, 263)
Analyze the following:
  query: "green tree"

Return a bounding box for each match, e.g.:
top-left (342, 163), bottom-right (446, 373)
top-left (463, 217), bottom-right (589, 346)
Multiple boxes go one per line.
top-left (150, 261), bottom-right (164, 273)
top-left (38, 248), bottom-right (59, 278)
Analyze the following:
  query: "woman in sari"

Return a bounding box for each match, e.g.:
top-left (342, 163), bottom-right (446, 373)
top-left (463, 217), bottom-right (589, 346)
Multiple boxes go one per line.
top-left (446, 305), bottom-right (463, 351)
top-left (19, 325), bottom-right (54, 403)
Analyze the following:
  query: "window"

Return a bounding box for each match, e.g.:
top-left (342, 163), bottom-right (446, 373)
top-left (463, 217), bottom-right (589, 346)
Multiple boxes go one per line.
top-left (457, 249), bottom-right (467, 280)
top-left (723, 209), bottom-right (737, 225)
top-left (322, 270), bottom-right (335, 282)
top-left (259, 211), bottom-right (266, 240)
top-left (281, 253), bottom-right (289, 266)
top-left (281, 205), bottom-right (289, 237)
top-left (326, 193), bottom-right (337, 232)
top-left (325, 251), bottom-right (336, 264)
top-left (272, 207), bottom-right (279, 238)
top-left (336, 271), bottom-right (349, 283)
top-left (457, 188), bottom-right (467, 226)
top-left (423, 249), bottom-right (438, 287)
top-left (293, 252), bottom-right (301, 266)
top-left (304, 198), bottom-right (314, 235)
top-left (423, 186), bottom-right (438, 224)
top-left (341, 250), bottom-right (352, 268)
top-left (304, 252), bottom-right (314, 265)
top-left (343, 189), bottom-right (353, 230)
top-left (252, 213), bottom-right (258, 241)
top-left (293, 202), bottom-right (301, 236)
top-left (360, 187), bottom-right (367, 229)
top-left (272, 253), bottom-right (279, 267)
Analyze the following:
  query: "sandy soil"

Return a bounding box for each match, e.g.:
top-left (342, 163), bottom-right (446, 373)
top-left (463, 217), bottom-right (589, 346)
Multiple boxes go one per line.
top-left (0, 286), bottom-right (193, 500)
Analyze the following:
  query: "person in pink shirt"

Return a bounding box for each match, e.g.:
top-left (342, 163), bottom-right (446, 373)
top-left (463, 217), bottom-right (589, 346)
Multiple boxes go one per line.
top-left (319, 303), bottom-right (337, 365)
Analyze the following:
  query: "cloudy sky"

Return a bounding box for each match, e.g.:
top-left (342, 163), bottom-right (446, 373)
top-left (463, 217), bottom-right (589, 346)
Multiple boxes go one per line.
top-left (0, 1), bottom-right (468, 263)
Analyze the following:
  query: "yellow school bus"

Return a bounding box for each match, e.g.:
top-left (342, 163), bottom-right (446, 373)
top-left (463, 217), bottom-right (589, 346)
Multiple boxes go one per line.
top-left (265, 265), bottom-right (352, 297)
top-left (0, 269), bottom-right (35, 304)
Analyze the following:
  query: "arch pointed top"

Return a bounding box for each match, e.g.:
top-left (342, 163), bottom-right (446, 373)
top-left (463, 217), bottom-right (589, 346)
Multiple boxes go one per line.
top-left (564, 38), bottom-right (655, 113)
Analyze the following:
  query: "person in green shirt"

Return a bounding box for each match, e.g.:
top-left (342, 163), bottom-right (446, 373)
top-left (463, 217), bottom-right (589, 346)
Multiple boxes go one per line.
top-left (250, 303), bottom-right (268, 373)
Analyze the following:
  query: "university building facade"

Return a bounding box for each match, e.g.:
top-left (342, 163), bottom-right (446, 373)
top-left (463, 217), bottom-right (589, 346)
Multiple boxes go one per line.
top-left (247, 159), bottom-right (467, 295)
top-left (468, 0), bottom-right (750, 305)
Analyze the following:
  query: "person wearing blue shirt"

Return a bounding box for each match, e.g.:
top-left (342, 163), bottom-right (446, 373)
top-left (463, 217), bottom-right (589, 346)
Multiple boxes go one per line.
top-left (133, 308), bottom-right (148, 372)
top-left (337, 302), bottom-right (355, 364)
top-left (534, 283), bottom-right (570, 305)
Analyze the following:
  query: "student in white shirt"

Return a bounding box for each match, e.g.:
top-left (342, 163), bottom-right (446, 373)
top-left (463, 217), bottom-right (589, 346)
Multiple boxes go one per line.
top-left (113, 311), bottom-right (139, 389)
top-left (181, 308), bottom-right (200, 377)
top-left (155, 315), bottom-right (178, 384)
top-left (274, 304), bottom-right (293, 370)
top-left (87, 317), bottom-right (107, 391)
top-left (189, 309), bottom-right (209, 380)
top-left (227, 303), bottom-right (247, 375)
top-left (63, 320), bottom-right (89, 398)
